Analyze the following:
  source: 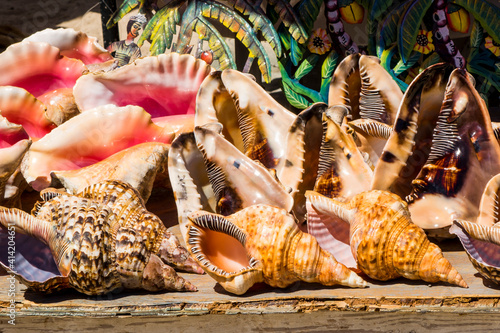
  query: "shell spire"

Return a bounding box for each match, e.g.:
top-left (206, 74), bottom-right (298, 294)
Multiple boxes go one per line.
top-left (187, 205), bottom-right (366, 295)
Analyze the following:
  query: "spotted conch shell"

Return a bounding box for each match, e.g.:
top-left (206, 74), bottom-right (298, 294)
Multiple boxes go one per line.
top-left (405, 69), bottom-right (500, 233)
top-left (372, 63), bottom-right (455, 198)
top-left (21, 105), bottom-right (175, 191)
top-left (23, 28), bottom-right (113, 65)
top-left (306, 190), bottom-right (467, 287)
top-left (0, 180), bottom-right (201, 295)
top-left (194, 124), bottom-right (293, 216)
top-left (328, 54), bottom-right (402, 165)
top-left (450, 173), bottom-right (500, 285)
top-left (50, 142), bottom-right (170, 201)
top-left (74, 53), bottom-right (212, 126)
top-left (186, 205), bottom-right (366, 295)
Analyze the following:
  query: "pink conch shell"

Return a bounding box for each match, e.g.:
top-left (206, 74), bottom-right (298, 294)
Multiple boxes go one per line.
top-left (21, 105), bottom-right (175, 191)
top-left (0, 42), bottom-right (86, 98)
top-left (0, 86), bottom-right (56, 139)
top-left (73, 53), bottom-right (212, 123)
top-left (50, 142), bottom-right (170, 202)
top-left (406, 69), bottom-right (500, 233)
top-left (186, 205), bottom-right (366, 295)
top-left (23, 28), bottom-right (113, 64)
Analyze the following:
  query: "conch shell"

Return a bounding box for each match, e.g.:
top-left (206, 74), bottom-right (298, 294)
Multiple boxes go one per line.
top-left (306, 190), bottom-right (467, 287)
top-left (23, 28), bottom-right (113, 65)
top-left (73, 52), bottom-right (212, 125)
top-left (50, 142), bottom-right (170, 201)
top-left (450, 173), bottom-right (500, 285)
top-left (21, 104), bottom-right (175, 191)
top-left (186, 205), bottom-right (366, 295)
top-left (0, 180), bottom-right (201, 295)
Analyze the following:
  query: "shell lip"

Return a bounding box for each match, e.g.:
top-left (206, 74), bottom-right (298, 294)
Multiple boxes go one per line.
top-left (0, 233), bottom-right (63, 284)
top-left (186, 212), bottom-right (261, 277)
top-left (451, 220), bottom-right (500, 269)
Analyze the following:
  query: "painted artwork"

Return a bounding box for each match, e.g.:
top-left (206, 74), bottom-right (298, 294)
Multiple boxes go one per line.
top-left (107, 13), bottom-right (147, 66)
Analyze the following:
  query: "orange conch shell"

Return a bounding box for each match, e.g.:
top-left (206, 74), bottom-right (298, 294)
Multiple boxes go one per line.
top-left (306, 190), bottom-right (467, 287)
top-left (186, 205), bottom-right (366, 295)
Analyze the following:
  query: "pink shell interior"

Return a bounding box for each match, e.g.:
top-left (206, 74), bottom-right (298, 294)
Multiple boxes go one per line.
top-left (0, 121), bottom-right (29, 149)
top-left (0, 86), bottom-right (56, 139)
top-left (22, 105), bottom-right (176, 191)
top-left (74, 53), bottom-right (212, 121)
top-left (0, 42), bottom-right (86, 98)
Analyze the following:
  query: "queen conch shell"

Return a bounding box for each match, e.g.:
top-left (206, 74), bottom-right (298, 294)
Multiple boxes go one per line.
top-left (306, 190), bottom-right (468, 287)
top-left (0, 180), bottom-right (202, 295)
top-left (23, 28), bottom-right (113, 65)
top-left (50, 142), bottom-right (170, 201)
top-left (0, 117), bottom-right (31, 207)
top-left (21, 104), bottom-right (176, 191)
top-left (0, 41), bottom-right (86, 125)
top-left (0, 86), bottom-right (56, 139)
top-left (73, 53), bottom-right (212, 127)
top-left (186, 205), bottom-right (366, 295)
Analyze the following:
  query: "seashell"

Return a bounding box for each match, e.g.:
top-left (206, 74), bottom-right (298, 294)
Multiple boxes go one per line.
top-left (450, 220), bottom-right (500, 285)
top-left (329, 54), bottom-right (402, 125)
top-left (306, 190), bottom-right (468, 287)
top-left (21, 104), bottom-right (175, 191)
top-left (50, 142), bottom-right (170, 202)
top-left (168, 131), bottom-right (216, 242)
top-left (0, 180), bottom-right (201, 295)
top-left (0, 86), bottom-right (56, 139)
top-left (73, 53), bottom-right (212, 125)
top-left (195, 69), bottom-right (297, 168)
top-left (186, 205), bottom-right (366, 295)
top-left (405, 68), bottom-right (500, 233)
top-left (372, 63), bottom-right (455, 198)
top-left (194, 124), bottom-right (294, 217)
top-left (328, 54), bottom-right (402, 164)
top-left (0, 41), bottom-right (86, 125)
top-left (23, 28), bottom-right (113, 65)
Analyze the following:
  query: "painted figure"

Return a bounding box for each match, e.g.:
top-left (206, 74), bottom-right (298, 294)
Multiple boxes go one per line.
top-left (108, 14), bottom-right (147, 66)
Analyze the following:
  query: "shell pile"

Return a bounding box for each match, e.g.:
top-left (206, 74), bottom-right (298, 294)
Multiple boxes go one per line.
top-left (0, 28), bottom-right (498, 295)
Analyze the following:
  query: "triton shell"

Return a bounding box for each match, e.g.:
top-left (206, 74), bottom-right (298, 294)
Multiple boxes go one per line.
top-left (21, 105), bottom-right (175, 191)
top-left (306, 190), bottom-right (467, 287)
top-left (186, 205), bottom-right (366, 295)
top-left (194, 124), bottom-right (293, 216)
top-left (0, 180), bottom-right (201, 295)
top-left (73, 53), bottom-right (212, 124)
